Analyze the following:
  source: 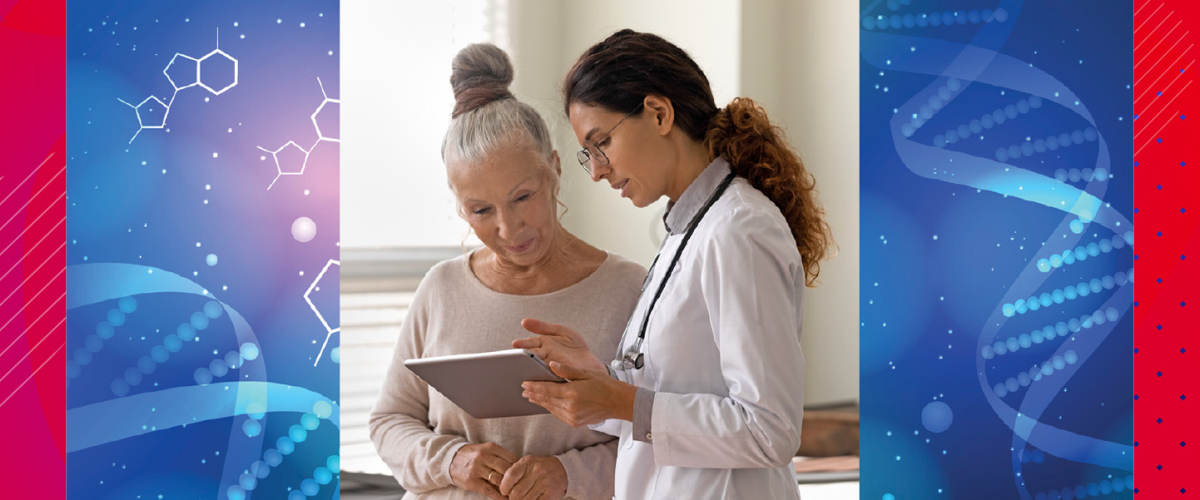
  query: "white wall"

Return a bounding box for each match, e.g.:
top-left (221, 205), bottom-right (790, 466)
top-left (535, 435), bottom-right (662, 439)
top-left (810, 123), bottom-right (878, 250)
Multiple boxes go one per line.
top-left (509, 0), bottom-right (859, 406)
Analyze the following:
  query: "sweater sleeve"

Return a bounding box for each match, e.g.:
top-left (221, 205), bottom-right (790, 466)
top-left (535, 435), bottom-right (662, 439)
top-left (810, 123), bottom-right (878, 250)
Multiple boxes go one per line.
top-left (555, 438), bottom-right (619, 500)
top-left (368, 275), bottom-right (470, 493)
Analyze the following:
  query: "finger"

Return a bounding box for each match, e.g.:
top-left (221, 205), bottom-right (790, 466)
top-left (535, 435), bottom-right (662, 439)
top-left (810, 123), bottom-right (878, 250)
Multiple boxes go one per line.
top-left (499, 458), bottom-right (528, 495)
top-left (481, 454), bottom-right (513, 476)
top-left (479, 482), bottom-right (507, 500)
top-left (510, 470), bottom-right (540, 500)
top-left (521, 318), bottom-right (581, 342)
top-left (486, 442), bottom-right (520, 464)
top-left (511, 336), bottom-right (541, 349)
top-left (548, 360), bottom-right (588, 381)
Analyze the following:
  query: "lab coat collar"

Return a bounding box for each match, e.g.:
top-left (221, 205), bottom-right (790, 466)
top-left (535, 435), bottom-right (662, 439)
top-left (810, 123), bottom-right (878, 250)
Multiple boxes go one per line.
top-left (663, 157), bottom-right (733, 235)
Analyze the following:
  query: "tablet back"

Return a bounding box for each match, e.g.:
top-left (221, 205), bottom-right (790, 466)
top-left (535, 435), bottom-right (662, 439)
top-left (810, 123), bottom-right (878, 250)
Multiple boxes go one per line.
top-left (404, 349), bottom-right (566, 419)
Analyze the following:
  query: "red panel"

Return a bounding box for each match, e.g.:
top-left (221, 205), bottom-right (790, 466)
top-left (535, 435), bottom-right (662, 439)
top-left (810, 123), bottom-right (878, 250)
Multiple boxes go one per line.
top-left (0, 0), bottom-right (66, 498)
top-left (1134, 0), bottom-right (1199, 496)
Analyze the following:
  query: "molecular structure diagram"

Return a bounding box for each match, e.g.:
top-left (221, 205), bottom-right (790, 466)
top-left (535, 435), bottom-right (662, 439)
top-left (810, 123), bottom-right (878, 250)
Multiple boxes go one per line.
top-left (117, 28), bottom-right (238, 143)
top-left (257, 78), bottom-right (340, 190)
top-left (305, 259), bottom-right (340, 367)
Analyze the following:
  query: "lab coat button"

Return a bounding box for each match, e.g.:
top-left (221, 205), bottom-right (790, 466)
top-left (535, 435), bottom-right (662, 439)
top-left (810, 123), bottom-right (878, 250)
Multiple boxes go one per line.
top-left (646, 432), bottom-right (653, 441)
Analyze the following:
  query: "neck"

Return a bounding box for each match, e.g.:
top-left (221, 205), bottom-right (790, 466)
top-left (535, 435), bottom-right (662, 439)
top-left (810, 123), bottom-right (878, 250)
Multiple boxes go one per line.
top-left (486, 227), bottom-right (574, 280)
top-left (665, 139), bottom-right (714, 202)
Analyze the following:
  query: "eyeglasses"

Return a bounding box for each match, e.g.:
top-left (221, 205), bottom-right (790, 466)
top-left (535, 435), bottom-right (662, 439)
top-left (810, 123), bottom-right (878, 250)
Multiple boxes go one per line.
top-left (577, 104), bottom-right (643, 175)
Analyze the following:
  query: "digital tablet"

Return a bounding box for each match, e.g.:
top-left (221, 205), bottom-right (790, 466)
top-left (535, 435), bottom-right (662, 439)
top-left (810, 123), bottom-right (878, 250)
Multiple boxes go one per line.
top-left (404, 348), bottom-right (567, 419)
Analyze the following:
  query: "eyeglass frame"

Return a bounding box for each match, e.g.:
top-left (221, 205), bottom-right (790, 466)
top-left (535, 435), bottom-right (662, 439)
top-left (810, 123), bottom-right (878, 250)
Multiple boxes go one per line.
top-left (576, 103), bottom-right (644, 175)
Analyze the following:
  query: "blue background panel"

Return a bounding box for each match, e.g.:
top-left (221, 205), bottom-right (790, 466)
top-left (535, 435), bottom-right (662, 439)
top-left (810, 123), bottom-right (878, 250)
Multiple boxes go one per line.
top-left (860, 1), bottom-right (1133, 499)
top-left (66, 2), bottom-right (340, 499)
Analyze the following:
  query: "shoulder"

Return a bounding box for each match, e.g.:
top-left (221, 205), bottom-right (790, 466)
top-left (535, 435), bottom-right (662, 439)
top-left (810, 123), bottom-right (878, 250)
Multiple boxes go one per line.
top-left (700, 179), bottom-right (802, 264)
top-left (413, 253), bottom-right (473, 302)
top-left (599, 252), bottom-right (649, 285)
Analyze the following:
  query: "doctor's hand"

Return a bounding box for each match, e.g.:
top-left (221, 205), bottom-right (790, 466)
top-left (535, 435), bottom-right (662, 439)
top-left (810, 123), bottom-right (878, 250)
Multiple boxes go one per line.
top-left (522, 361), bottom-right (638, 428)
top-left (514, 318), bottom-right (608, 376)
top-left (498, 455), bottom-right (568, 500)
top-left (449, 442), bottom-right (518, 500)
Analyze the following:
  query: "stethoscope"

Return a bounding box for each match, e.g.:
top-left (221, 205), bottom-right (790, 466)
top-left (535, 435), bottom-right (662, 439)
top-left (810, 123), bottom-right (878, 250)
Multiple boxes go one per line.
top-left (611, 171), bottom-right (738, 371)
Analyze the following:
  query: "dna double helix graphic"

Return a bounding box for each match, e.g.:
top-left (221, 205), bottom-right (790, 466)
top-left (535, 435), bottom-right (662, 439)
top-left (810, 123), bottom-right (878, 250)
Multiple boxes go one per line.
top-left (66, 264), bottom-right (341, 500)
top-left (862, 1), bottom-right (1133, 498)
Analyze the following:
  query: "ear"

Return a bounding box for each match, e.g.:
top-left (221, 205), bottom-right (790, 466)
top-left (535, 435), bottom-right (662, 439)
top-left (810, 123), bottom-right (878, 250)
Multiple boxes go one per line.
top-left (643, 95), bottom-right (675, 137)
top-left (549, 150), bottom-right (561, 177)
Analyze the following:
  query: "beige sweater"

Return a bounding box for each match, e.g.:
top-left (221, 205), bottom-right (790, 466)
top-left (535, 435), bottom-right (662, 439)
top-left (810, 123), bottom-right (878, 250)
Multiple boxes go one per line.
top-left (369, 251), bottom-right (646, 500)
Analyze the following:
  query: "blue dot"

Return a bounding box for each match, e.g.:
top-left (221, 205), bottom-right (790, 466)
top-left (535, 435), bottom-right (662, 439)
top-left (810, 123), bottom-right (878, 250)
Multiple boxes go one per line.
top-left (210, 359), bottom-right (229, 377)
top-left (150, 346), bottom-right (169, 363)
top-left (137, 356), bottom-right (157, 374)
top-left (206, 253), bottom-right (218, 266)
top-left (922, 401), bottom-right (953, 433)
top-left (240, 343), bottom-right (260, 361)
top-left (1158, 138), bottom-right (1163, 143)
top-left (314, 466), bottom-right (333, 485)
top-left (243, 419), bottom-right (262, 437)
top-left (111, 379), bottom-right (130, 397)
top-left (190, 312), bottom-right (210, 330)
top-left (1158, 231), bottom-right (1163, 237)
top-left (327, 455), bottom-right (340, 473)
top-left (277, 437), bottom-right (295, 455)
top-left (288, 490), bottom-right (306, 500)
top-left (194, 367), bottom-right (213, 386)
top-left (177, 323), bottom-right (196, 341)
top-left (1069, 219), bottom-right (1083, 234)
top-left (330, 347), bottom-right (341, 363)
top-left (96, 322), bottom-right (115, 339)
top-left (1158, 184), bottom-right (1163, 190)
top-left (884, 495), bottom-right (896, 500)
top-left (239, 472), bottom-right (257, 491)
top-left (163, 334), bottom-right (183, 352)
top-left (301, 478), bottom-right (320, 496)
top-left (290, 424), bottom-right (308, 443)
top-left (313, 401), bottom-right (333, 419)
top-left (118, 296), bottom-right (138, 313)
top-left (264, 449), bottom-right (283, 467)
top-left (204, 300), bottom-right (224, 319)
top-left (108, 309), bottom-right (126, 326)
top-left (227, 486), bottom-right (246, 500)
top-left (301, 413), bottom-right (320, 431)
top-left (247, 402), bottom-right (267, 420)
top-left (251, 460), bottom-right (271, 479)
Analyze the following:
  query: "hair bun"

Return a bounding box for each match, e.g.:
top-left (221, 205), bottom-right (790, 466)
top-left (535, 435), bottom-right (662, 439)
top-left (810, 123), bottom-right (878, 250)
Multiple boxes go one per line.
top-left (450, 43), bottom-right (515, 118)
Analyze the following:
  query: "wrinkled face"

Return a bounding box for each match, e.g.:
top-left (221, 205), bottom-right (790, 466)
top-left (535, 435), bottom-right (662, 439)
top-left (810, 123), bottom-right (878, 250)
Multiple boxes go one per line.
top-left (568, 101), bottom-right (671, 208)
top-left (448, 144), bottom-right (560, 268)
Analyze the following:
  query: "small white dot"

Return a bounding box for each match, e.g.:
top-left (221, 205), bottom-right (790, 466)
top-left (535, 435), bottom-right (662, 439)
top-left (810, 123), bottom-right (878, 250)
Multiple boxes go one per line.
top-left (212, 152), bottom-right (218, 158)
top-left (196, 242), bottom-right (202, 247)
top-left (205, 184), bottom-right (211, 190)
top-left (304, 190), bottom-right (311, 196)
top-left (300, 22), bottom-right (306, 28)
top-left (299, 271), bottom-right (305, 276)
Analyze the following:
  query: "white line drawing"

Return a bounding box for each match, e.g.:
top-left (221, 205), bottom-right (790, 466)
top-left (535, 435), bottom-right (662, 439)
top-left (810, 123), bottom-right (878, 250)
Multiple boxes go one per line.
top-left (305, 259), bottom-right (340, 366)
top-left (117, 28), bottom-right (238, 143)
top-left (257, 78), bottom-right (340, 190)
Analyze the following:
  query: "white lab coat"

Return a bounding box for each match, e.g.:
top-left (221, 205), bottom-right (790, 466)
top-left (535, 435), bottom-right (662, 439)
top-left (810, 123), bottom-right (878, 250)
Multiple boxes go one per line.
top-left (592, 158), bottom-right (806, 500)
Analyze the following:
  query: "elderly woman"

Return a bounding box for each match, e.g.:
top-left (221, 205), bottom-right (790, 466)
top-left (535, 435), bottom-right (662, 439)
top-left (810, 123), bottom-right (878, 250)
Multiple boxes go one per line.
top-left (368, 43), bottom-right (645, 500)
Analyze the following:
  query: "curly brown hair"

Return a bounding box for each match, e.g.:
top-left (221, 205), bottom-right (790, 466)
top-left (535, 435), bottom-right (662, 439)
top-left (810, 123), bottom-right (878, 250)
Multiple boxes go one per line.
top-left (563, 29), bottom-right (834, 286)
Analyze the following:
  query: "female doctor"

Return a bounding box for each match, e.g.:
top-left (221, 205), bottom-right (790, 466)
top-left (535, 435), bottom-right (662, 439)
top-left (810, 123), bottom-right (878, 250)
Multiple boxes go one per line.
top-left (512, 30), bottom-right (834, 500)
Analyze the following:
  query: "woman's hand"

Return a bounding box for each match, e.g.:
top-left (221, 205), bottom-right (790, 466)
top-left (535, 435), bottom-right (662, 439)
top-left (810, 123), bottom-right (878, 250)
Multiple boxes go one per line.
top-left (513, 318), bottom-right (608, 376)
top-left (522, 360), bottom-right (638, 427)
top-left (498, 455), bottom-right (569, 500)
top-left (449, 442), bottom-right (519, 500)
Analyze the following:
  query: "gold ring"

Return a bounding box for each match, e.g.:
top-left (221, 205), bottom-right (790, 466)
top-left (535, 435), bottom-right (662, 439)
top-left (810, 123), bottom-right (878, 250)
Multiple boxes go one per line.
top-left (488, 471), bottom-right (496, 484)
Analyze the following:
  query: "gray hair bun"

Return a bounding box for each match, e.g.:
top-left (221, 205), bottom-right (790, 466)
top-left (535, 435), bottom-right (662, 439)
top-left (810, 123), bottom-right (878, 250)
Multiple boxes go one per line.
top-left (451, 43), bottom-right (515, 118)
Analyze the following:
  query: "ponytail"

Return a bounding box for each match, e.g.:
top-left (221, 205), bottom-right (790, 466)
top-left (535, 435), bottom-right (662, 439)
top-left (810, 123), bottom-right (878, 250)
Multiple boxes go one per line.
top-left (705, 98), bottom-right (834, 287)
